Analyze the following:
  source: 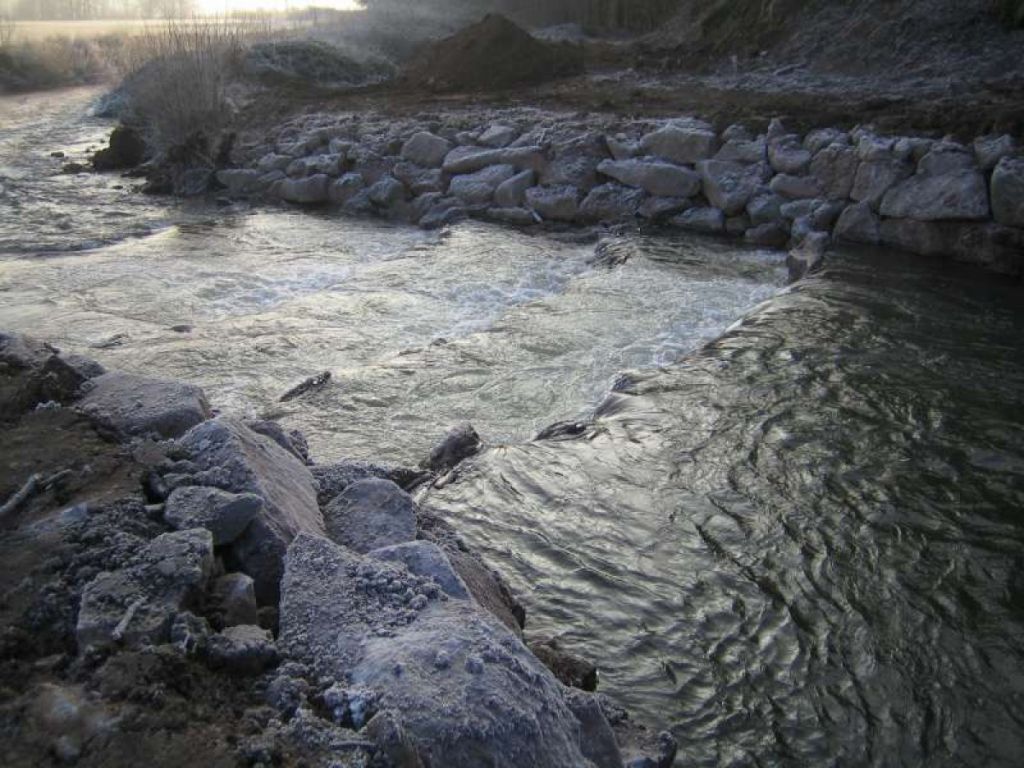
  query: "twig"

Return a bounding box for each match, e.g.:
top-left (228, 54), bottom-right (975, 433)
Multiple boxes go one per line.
top-left (112, 598), bottom-right (145, 643)
top-left (0, 473), bottom-right (42, 521)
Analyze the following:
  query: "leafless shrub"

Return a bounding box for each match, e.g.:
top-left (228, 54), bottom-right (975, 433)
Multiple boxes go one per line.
top-left (119, 17), bottom-right (272, 151)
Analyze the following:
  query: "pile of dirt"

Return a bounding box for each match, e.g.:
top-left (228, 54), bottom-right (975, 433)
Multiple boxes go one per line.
top-left (648, 0), bottom-right (1024, 83)
top-left (402, 13), bottom-right (584, 93)
top-left (244, 40), bottom-right (395, 88)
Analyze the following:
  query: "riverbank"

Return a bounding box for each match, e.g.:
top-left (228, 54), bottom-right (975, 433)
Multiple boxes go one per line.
top-left (0, 329), bottom-right (675, 767)
top-left (193, 105), bottom-right (1024, 279)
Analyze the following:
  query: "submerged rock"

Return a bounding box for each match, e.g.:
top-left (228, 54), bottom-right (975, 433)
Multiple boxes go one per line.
top-left (422, 423), bottom-right (481, 473)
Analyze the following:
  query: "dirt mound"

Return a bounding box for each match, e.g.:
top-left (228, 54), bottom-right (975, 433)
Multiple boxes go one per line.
top-left (649, 0), bottom-right (1024, 82)
top-left (403, 14), bottom-right (584, 93)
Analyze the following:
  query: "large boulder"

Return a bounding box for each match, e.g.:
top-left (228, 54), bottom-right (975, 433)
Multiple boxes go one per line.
top-left (991, 156), bottom-right (1024, 228)
top-left (525, 185), bottom-right (579, 221)
top-left (834, 201), bottom-right (880, 245)
top-left (880, 169), bottom-right (990, 221)
top-left (322, 478), bottom-right (417, 553)
top-left (714, 136), bottom-right (766, 164)
top-left (393, 162), bottom-right (444, 196)
top-left (596, 159), bottom-right (700, 198)
top-left (850, 158), bottom-right (913, 210)
top-left (494, 169), bottom-right (535, 207)
top-left (77, 371), bottom-right (211, 439)
top-left (279, 533), bottom-right (621, 768)
top-left (76, 528), bottom-right (214, 651)
top-left (370, 540), bottom-right (470, 599)
top-left (810, 144), bottom-right (858, 200)
top-left (578, 183), bottom-right (644, 221)
top-left (163, 486), bottom-right (264, 545)
top-left (639, 121), bottom-right (717, 164)
top-left (401, 132), bottom-right (452, 169)
top-left (216, 169), bottom-right (265, 196)
top-left (973, 135), bottom-right (1016, 171)
top-left (449, 164), bottom-right (517, 205)
top-left (0, 332), bottom-right (105, 420)
top-left (178, 416), bottom-right (324, 603)
top-left (769, 173), bottom-right (821, 199)
top-left (442, 145), bottom-right (546, 175)
top-left (768, 136), bottom-right (812, 174)
top-left (697, 160), bottom-right (766, 215)
top-left (276, 174), bottom-right (330, 204)
top-left (670, 207), bottom-right (725, 234)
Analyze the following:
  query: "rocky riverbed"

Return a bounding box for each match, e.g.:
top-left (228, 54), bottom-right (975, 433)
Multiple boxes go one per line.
top-left (194, 107), bottom-right (1024, 278)
top-left (0, 330), bottom-right (676, 767)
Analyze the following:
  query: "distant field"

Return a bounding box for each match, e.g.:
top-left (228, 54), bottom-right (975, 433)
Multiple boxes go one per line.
top-left (8, 17), bottom-right (324, 43)
top-left (9, 20), bottom-right (168, 42)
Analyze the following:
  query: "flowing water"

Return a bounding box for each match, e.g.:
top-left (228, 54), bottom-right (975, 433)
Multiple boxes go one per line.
top-left (3, 88), bottom-right (1023, 766)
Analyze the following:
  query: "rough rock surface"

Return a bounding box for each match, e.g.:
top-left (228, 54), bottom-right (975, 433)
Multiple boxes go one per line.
top-left (880, 169), bottom-right (990, 221)
top-left (77, 371), bottom-right (211, 439)
top-left (639, 122), bottom-right (717, 165)
top-left (179, 416), bottom-right (324, 602)
top-left (370, 540), bottom-right (471, 599)
top-left (834, 201), bottom-right (880, 244)
top-left (400, 132), bottom-right (452, 168)
top-left (597, 159), bottom-right (700, 198)
top-left (323, 478), bottom-right (418, 553)
top-left (579, 183), bottom-right (644, 221)
top-left (698, 159), bottom-right (765, 215)
top-left (449, 164), bottom-right (516, 205)
top-left (163, 486), bottom-right (263, 545)
top-left (279, 533), bottom-right (618, 768)
top-left (526, 185), bottom-right (580, 221)
top-left (76, 528), bottom-right (214, 650)
top-left (991, 156), bottom-right (1024, 228)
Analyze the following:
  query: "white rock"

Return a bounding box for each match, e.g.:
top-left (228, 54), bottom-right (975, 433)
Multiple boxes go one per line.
top-left (639, 122), bottom-right (717, 164)
top-left (697, 160), bottom-right (766, 215)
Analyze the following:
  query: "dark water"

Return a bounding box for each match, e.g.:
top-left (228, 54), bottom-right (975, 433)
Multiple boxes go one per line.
top-left (4, 89), bottom-right (1024, 766)
top-left (424, 250), bottom-right (1024, 766)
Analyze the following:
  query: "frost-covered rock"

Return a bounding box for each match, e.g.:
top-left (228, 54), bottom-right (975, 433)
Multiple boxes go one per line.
top-left (449, 164), bottom-right (517, 205)
top-left (368, 176), bottom-right (406, 207)
top-left (991, 156), bottom-right (1024, 228)
top-left (328, 172), bottom-right (365, 205)
top-left (393, 162), bottom-right (443, 196)
top-left (210, 572), bottom-right (259, 627)
top-left (810, 144), bottom-right (858, 200)
top-left (597, 159), bottom-right (700, 198)
top-left (525, 185), bottom-right (579, 221)
top-left (216, 169), bottom-right (265, 196)
top-left (973, 134), bottom-right (1016, 171)
top-left (478, 124), bottom-right (518, 148)
top-left (697, 160), bottom-right (766, 215)
top-left (442, 145), bottom-right (546, 175)
top-left (494, 169), bottom-right (535, 207)
top-left (279, 533), bottom-right (621, 768)
top-left (639, 122), bottom-right (717, 164)
top-left (770, 174), bottom-right (822, 199)
top-left (76, 528), bottom-right (214, 650)
top-left (834, 201), bottom-right (880, 244)
top-left (276, 174), bottom-right (330, 204)
top-left (880, 169), bottom-right (989, 221)
top-left (669, 207), bottom-right (725, 234)
top-left (323, 478), bottom-right (417, 553)
top-left (370, 540), bottom-right (470, 599)
top-left (163, 486), bottom-right (263, 545)
top-left (746, 193), bottom-right (785, 225)
top-left (179, 416), bottom-right (324, 602)
top-left (207, 624), bottom-right (277, 673)
top-left (77, 371), bottom-right (211, 439)
top-left (714, 136), bottom-right (766, 164)
top-left (850, 158), bottom-right (913, 209)
top-left (401, 132), bottom-right (452, 168)
top-left (578, 183), bottom-right (644, 221)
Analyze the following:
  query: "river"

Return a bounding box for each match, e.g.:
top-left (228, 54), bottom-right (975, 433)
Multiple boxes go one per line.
top-left (2, 87), bottom-right (1022, 766)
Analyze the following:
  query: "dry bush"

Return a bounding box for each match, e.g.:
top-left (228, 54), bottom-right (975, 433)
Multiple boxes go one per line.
top-left (0, 32), bottom-right (123, 93)
top-left (119, 17), bottom-right (272, 152)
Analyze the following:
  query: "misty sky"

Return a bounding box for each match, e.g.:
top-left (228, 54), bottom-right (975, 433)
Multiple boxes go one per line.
top-left (196, 0), bottom-right (357, 13)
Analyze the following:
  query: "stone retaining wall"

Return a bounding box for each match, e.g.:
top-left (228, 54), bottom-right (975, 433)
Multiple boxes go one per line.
top-left (223, 110), bottom-right (1024, 278)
